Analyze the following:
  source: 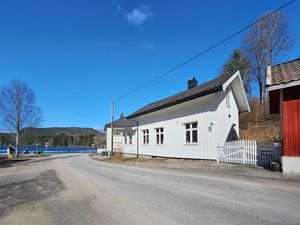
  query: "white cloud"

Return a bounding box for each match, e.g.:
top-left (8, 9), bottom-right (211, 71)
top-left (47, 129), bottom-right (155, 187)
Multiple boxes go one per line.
top-left (126, 5), bottom-right (152, 26)
top-left (141, 42), bottom-right (155, 50)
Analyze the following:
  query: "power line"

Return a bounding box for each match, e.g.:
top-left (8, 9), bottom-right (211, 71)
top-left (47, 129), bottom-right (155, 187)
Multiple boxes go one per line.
top-left (116, 0), bottom-right (296, 102)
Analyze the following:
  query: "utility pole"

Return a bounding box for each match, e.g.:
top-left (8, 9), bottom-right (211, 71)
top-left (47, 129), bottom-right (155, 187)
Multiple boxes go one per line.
top-left (110, 101), bottom-right (114, 156)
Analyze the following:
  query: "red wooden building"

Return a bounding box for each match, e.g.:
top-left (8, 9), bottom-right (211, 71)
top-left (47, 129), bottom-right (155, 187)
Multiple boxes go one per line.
top-left (267, 58), bottom-right (300, 173)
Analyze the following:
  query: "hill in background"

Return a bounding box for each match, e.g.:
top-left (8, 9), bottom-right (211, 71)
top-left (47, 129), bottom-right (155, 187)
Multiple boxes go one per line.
top-left (0, 127), bottom-right (105, 148)
top-left (239, 99), bottom-right (279, 142)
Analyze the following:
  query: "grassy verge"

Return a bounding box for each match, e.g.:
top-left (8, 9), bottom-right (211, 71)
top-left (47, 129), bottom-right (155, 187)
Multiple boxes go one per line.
top-left (0, 154), bottom-right (50, 163)
top-left (89, 152), bottom-right (168, 164)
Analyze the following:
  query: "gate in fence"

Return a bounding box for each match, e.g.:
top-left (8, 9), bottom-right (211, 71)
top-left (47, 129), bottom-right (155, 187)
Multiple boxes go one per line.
top-left (217, 140), bottom-right (282, 167)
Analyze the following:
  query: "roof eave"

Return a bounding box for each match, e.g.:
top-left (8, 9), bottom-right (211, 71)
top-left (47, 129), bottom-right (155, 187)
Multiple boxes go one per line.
top-left (267, 79), bottom-right (300, 91)
top-left (223, 71), bottom-right (250, 113)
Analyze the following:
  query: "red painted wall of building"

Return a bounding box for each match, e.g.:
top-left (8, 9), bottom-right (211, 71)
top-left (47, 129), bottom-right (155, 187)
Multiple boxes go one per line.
top-left (283, 86), bottom-right (300, 156)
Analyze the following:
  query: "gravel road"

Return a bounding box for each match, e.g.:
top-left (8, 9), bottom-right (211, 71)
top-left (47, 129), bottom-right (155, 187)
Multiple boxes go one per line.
top-left (0, 154), bottom-right (300, 225)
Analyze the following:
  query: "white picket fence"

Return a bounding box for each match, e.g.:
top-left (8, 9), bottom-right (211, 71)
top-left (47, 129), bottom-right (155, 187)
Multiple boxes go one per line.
top-left (217, 140), bottom-right (281, 166)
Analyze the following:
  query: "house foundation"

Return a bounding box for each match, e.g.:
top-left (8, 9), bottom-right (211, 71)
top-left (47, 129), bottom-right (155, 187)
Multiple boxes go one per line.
top-left (282, 156), bottom-right (300, 174)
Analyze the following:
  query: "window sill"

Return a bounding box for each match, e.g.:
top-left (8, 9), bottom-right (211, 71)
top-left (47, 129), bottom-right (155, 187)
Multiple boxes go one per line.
top-left (184, 143), bottom-right (198, 146)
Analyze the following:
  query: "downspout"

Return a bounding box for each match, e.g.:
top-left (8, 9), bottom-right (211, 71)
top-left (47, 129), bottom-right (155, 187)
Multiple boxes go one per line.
top-left (128, 118), bottom-right (139, 158)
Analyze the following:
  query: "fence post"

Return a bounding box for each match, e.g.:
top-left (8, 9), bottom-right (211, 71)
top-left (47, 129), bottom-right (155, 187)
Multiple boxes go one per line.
top-left (254, 140), bottom-right (256, 165)
top-left (242, 141), bottom-right (245, 164)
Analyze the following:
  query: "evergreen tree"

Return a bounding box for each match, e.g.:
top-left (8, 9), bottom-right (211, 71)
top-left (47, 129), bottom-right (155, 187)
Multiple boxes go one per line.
top-left (221, 49), bottom-right (251, 96)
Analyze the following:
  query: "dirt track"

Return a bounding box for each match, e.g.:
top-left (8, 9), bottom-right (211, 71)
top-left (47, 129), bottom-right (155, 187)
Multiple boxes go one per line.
top-left (0, 154), bottom-right (300, 225)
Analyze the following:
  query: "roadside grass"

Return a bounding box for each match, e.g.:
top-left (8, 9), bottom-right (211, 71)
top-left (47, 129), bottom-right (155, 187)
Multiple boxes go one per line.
top-left (90, 152), bottom-right (168, 164)
top-left (19, 154), bottom-right (50, 158)
top-left (0, 154), bottom-right (50, 163)
top-left (0, 156), bottom-right (8, 163)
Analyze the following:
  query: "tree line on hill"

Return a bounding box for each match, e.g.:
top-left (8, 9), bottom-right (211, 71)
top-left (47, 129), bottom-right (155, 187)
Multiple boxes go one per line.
top-left (0, 127), bottom-right (105, 148)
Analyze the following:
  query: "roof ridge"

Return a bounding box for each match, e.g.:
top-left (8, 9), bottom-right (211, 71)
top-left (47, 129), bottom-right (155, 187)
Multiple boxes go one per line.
top-left (272, 57), bottom-right (300, 68)
top-left (127, 72), bottom-right (234, 119)
top-left (135, 73), bottom-right (228, 108)
top-left (165, 73), bottom-right (229, 97)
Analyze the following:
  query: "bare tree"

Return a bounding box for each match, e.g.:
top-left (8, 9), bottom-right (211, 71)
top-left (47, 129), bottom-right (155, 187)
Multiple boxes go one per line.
top-left (242, 11), bottom-right (293, 102)
top-left (0, 80), bottom-right (42, 155)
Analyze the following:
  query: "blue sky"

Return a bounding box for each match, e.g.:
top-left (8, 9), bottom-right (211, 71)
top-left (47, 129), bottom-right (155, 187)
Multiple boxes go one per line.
top-left (0, 0), bottom-right (299, 131)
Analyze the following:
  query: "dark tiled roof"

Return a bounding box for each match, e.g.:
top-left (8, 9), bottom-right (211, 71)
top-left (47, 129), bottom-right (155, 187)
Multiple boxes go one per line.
top-left (104, 117), bottom-right (136, 130)
top-left (270, 58), bottom-right (300, 85)
top-left (127, 72), bottom-right (234, 119)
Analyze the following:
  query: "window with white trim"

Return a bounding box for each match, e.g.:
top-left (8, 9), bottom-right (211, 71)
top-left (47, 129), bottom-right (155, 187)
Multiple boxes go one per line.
top-left (114, 130), bottom-right (122, 136)
top-left (226, 89), bottom-right (231, 107)
top-left (155, 128), bottom-right (164, 144)
top-left (129, 134), bottom-right (132, 144)
top-left (143, 129), bottom-right (149, 144)
top-left (185, 122), bottom-right (198, 144)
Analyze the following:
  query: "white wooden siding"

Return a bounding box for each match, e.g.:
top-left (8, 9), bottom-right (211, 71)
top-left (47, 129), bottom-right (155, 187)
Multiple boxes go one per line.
top-left (106, 128), bottom-right (124, 152)
top-left (123, 88), bottom-right (239, 160)
top-left (215, 86), bottom-right (239, 148)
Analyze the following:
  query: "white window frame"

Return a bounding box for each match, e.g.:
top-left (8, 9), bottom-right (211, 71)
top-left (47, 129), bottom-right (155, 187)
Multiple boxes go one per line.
top-left (124, 135), bottom-right (128, 145)
top-left (226, 89), bottom-right (231, 108)
top-left (155, 127), bottom-right (164, 145)
top-left (184, 122), bottom-right (198, 144)
top-left (129, 134), bottom-right (133, 145)
top-left (114, 130), bottom-right (122, 136)
top-left (142, 129), bottom-right (149, 145)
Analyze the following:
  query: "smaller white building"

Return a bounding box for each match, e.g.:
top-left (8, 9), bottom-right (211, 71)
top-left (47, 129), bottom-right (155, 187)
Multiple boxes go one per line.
top-left (105, 71), bottom-right (250, 159)
top-left (104, 114), bottom-right (136, 152)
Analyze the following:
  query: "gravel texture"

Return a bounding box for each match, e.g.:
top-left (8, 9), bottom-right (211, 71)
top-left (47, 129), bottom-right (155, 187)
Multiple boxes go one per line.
top-left (0, 170), bottom-right (65, 217)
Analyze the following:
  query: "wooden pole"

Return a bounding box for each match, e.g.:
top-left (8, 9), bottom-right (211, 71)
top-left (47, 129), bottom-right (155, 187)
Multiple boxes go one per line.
top-left (111, 102), bottom-right (114, 156)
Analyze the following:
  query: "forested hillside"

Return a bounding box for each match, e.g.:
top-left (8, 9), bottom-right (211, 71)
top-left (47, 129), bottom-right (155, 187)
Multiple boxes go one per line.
top-left (0, 127), bottom-right (105, 147)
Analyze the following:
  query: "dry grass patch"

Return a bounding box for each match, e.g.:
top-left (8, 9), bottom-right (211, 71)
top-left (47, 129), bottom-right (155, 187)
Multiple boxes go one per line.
top-left (90, 153), bottom-right (168, 164)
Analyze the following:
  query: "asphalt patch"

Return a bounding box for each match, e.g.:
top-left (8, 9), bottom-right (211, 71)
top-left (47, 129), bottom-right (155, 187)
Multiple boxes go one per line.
top-left (0, 170), bottom-right (65, 217)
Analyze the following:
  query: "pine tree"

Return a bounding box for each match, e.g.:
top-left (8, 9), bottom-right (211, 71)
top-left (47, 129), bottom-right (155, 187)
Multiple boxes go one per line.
top-left (221, 49), bottom-right (251, 96)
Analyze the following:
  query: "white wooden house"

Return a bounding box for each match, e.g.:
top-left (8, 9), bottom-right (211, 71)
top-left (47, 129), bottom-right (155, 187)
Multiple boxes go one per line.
top-left (104, 113), bottom-right (136, 152)
top-left (106, 71), bottom-right (250, 159)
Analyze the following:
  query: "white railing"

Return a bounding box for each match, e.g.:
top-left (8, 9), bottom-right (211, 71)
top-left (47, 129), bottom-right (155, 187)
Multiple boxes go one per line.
top-left (218, 140), bottom-right (282, 167)
top-left (217, 140), bottom-right (257, 165)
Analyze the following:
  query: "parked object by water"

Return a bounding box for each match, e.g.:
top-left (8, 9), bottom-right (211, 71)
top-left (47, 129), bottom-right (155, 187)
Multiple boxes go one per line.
top-left (35, 150), bottom-right (43, 155)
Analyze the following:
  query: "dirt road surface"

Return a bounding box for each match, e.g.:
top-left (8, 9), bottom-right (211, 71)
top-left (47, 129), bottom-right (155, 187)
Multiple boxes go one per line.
top-left (0, 154), bottom-right (300, 225)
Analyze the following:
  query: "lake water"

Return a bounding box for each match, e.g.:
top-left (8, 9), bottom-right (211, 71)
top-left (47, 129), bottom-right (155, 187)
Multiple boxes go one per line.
top-left (0, 146), bottom-right (97, 156)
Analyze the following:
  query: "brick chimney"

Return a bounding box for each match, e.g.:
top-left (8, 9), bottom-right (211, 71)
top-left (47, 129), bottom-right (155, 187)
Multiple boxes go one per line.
top-left (188, 77), bottom-right (198, 89)
top-left (266, 66), bottom-right (272, 85)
